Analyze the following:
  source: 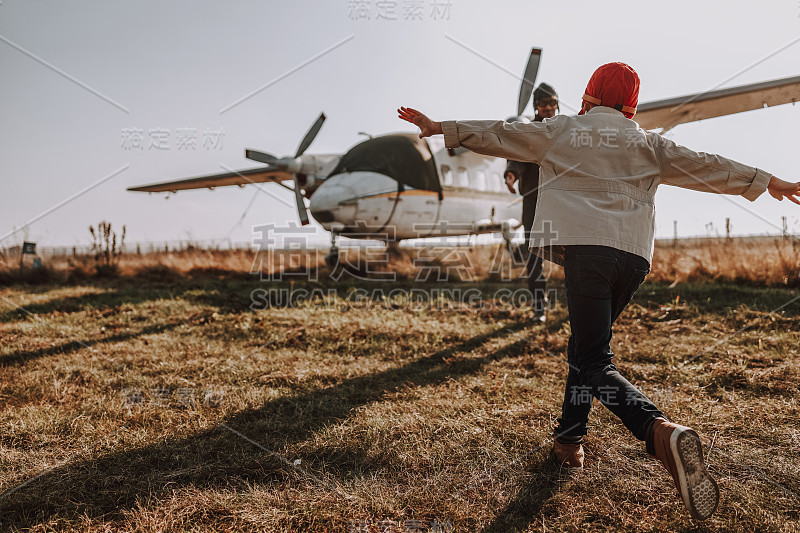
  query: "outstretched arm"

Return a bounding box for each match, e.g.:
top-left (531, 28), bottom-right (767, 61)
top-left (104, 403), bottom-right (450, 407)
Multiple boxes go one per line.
top-left (397, 107), bottom-right (442, 138)
top-left (768, 176), bottom-right (800, 205)
top-left (398, 106), bottom-right (558, 163)
top-left (656, 135), bottom-right (781, 202)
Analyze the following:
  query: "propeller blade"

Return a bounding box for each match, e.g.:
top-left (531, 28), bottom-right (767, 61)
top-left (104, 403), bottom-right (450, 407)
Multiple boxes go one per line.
top-left (294, 112), bottom-right (326, 157)
top-left (293, 175), bottom-right (310, 225)
top-left (244, 149), bottom-right (278, 165)
top-left (517, 48), bottom-right (541, 116)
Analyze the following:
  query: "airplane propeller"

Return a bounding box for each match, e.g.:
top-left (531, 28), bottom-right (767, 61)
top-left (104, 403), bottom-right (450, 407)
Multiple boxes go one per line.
top-left (245, 112), bottom-right (327, 225)
top-left (295, 113), bottom-right (326, 159)
top-left (517, 48), bottom-right (542, 117)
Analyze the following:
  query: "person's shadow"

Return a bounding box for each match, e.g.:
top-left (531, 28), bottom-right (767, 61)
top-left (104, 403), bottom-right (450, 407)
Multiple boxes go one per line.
top-left (0, 314), bottom-right (571, 530)
top-left (480, 456), bottom-right (564, 532)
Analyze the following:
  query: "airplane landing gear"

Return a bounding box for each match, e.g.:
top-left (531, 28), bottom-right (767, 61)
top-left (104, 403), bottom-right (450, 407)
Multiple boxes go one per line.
top-left (385, 238), bottom-right (403, 259)
top-left (325, 230), bottom-right (340, 270)
top-left (494, 233), bottom-right (525, 280)
top-left (504, 235), bottom-right (515, 258)
top-left (510, 240), bottom-right (527, 264)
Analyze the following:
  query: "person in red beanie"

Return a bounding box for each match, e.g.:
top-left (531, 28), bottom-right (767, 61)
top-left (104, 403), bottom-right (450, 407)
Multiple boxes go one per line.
top-left (397, 61), bottom-right (800, 521)
top-left (579, 61), bottom-right (640, 118)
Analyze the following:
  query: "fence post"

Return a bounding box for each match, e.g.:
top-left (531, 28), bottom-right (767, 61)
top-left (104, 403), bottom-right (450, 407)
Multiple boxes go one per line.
top-left (673, 220), bottom-right (678, 248)
top-left (782, 216), bottom-right (788, 241)
top-left (725, 218), bottom-right (731, 244)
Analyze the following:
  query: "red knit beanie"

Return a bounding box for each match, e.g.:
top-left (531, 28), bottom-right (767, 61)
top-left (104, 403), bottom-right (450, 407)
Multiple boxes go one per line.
top-left (579, 62), bottom-right (640, 118)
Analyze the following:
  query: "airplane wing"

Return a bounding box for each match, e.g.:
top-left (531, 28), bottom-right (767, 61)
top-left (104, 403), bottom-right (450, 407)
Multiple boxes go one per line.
top-left (127, 167), bottom-right (293, 193)
top-left (635, 74), bottom-right (800, 132)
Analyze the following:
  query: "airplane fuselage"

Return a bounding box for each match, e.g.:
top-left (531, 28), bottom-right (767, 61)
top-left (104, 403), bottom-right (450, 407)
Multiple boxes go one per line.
top-left (307, 134), bottom-right (521, 241)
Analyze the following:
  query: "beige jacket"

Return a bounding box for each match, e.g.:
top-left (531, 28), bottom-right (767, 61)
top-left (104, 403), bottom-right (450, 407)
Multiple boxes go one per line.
top-left (441, 106), bottom-right (771, 266)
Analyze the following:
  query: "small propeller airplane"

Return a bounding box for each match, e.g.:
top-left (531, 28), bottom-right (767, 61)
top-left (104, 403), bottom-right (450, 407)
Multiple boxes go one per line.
top-left (128, 49), bottom-right (800, 266)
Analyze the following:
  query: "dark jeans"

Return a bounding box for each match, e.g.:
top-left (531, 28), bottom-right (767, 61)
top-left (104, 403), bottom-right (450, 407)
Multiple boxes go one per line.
top-left (555, 245), bottom-right (664, 441)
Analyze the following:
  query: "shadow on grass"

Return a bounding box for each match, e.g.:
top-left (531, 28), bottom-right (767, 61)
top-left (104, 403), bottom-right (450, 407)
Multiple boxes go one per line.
top-left (0, 317), bottom-right (551, 529)
top-left (0, 322), bottom-right (182, 366)
top-left (0, 278), bottom-right (265, 323)
top-left (480, 457), bottom-right (564, 533)
top-left (0, 285), bottom-right (162, 324)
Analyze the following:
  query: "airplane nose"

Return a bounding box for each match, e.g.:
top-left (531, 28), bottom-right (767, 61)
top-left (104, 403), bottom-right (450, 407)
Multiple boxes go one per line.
top-left (308, 174), bottom-right (359, 226)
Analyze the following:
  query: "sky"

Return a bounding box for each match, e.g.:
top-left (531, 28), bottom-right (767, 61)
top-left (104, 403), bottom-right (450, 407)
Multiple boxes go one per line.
top-left (2, 0), bottom-right (800, 250)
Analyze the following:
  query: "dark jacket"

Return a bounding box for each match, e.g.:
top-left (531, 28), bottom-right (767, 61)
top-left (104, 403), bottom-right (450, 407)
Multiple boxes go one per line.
top-left (505, 115), bottom-right (543, 211)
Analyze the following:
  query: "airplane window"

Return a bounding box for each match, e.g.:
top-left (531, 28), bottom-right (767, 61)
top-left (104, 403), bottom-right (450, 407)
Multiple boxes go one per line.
top-left (441, 165), bottom-right (453, 186)
top-left (474, 170), bottom-right (487, 192)
top-left (456, 167), bottom-right (469, 188)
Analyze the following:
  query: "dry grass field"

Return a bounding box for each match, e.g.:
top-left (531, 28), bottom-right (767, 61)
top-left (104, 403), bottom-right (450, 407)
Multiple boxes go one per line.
top-left (1, 239), bottom-right (799, 531)
top-left (3, 235), bottom-right (798, 287)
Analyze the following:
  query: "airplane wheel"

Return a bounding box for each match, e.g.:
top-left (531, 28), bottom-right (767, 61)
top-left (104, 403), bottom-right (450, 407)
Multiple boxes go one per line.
top-left (325, 252), bottom-right (339, 270)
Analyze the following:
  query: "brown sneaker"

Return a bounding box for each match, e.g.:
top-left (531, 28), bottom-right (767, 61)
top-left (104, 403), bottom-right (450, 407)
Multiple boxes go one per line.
top-left (552, 439), bottom-right (584, 472)
top-left (648, 418), bottom-right (719, 520)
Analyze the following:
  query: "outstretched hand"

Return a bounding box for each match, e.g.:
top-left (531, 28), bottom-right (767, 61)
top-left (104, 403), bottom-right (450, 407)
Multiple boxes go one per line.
top-left (397, 107), bottom-right (442, 138)
top-left (768, 176), bottom-right (800, 205)
top-left (504, 171), bottom-right (518, 194)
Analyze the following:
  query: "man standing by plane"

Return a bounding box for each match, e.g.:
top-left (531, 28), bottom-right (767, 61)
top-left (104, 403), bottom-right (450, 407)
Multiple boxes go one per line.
top-left (505, 83), bottom-right (559, 316)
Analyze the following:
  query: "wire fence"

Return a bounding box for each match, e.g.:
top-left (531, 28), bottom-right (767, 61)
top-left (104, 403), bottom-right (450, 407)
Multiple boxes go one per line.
top-left (1, 218), bottom-right (797, 260)
top-left (0, 233), bottom-right (516, 259)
